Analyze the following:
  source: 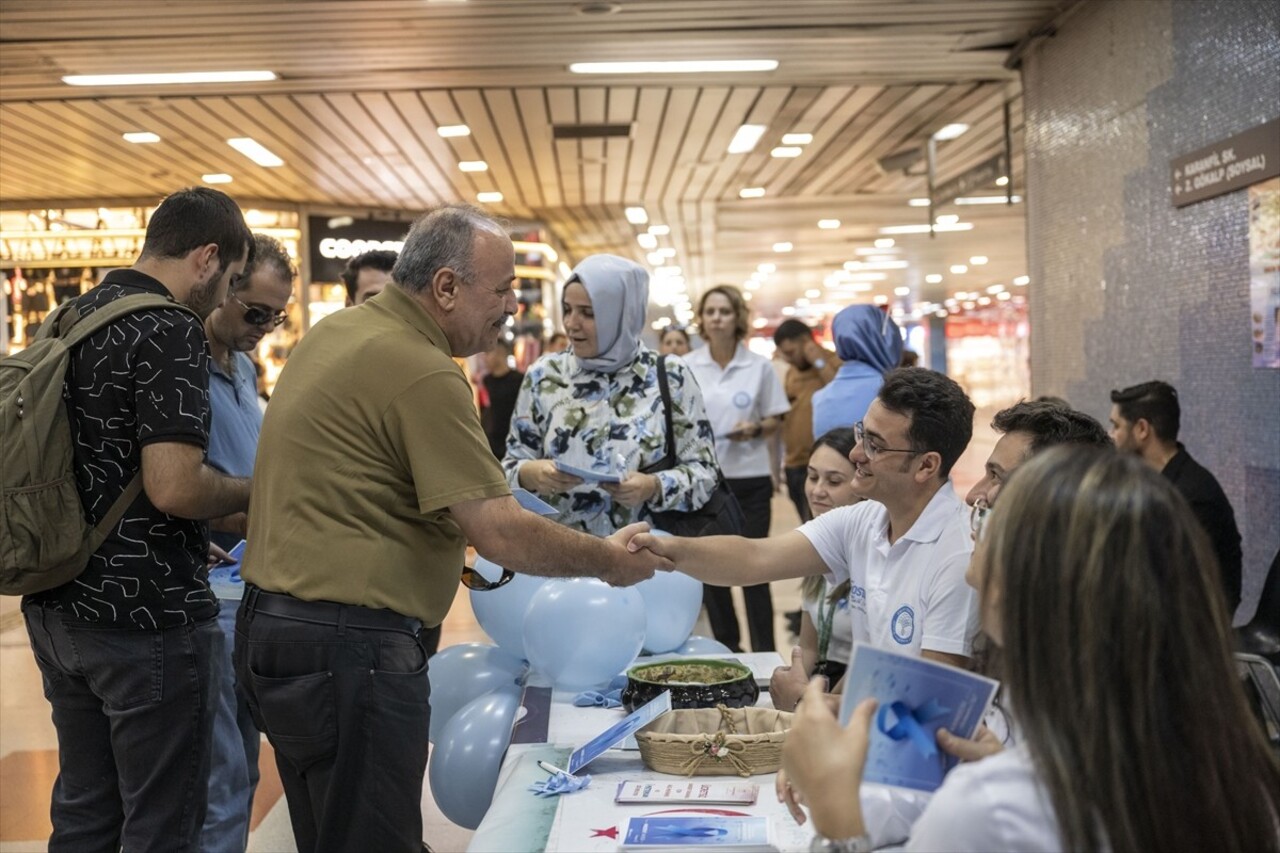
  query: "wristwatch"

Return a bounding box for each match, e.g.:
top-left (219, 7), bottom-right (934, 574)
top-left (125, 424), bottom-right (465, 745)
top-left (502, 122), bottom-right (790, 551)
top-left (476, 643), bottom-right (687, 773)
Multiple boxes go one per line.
top-left (810, 832), bottom-right (873, 853)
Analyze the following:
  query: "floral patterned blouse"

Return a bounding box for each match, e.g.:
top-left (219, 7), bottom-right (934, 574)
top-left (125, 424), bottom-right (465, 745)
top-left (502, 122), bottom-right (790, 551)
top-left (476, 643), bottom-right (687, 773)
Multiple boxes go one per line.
top-left (501, 346), bottom-right (719, 535)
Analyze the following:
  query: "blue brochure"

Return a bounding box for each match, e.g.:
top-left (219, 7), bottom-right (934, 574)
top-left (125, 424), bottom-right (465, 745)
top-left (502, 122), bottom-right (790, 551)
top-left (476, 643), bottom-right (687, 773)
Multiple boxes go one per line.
top-left (513, 488), bottom-right (559, 516)
top-left (839, 642), bottom-right (999, 792)
top-left (207, 539), bottom-right (247, 599)
top-left (567, 690), bottom-right (672, 775)
top-left (621, 815), bottom-right (771, 850)
top-left (552, 458), bottom-right (624, 484)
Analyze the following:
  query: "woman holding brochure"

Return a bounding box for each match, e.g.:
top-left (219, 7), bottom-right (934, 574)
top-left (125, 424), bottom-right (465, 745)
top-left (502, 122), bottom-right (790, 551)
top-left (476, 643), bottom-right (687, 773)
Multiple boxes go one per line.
top-left (781, 447), bottom-right (1280, 853)
top-left (502, 254), bottom-right (718, 535)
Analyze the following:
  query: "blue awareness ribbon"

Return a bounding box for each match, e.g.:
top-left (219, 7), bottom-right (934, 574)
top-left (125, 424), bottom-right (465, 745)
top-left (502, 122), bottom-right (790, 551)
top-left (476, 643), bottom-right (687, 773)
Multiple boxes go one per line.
top-left (876, 699), bottom-right (951, 759)
top-left (527, 771), bottom-right (591, 797)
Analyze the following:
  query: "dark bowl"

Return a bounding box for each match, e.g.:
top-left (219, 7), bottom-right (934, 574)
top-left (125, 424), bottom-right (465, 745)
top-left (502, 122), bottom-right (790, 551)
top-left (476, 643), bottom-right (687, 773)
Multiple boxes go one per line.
top-left (622, 658), bottom-right (759, 712)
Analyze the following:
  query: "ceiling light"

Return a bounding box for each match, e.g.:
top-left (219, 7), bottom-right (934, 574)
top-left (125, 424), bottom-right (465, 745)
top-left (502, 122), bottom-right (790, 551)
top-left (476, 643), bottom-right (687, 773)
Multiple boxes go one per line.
top-left (997, 291), bottom-right (1012, 301)
top-left (978, 296), bottom-right (992, 305)
top-left (1014, 275), bottom-right (1030, 286)
top-left (569, 60), bottom-right (779, 74)
top-left (950, 264), bottom-right (968, 274)
top-left (646, 251), bottom-right (664, 265)
top-left (773, 242), bottom-right (793, 253)
top-left (853, 260), bottom-right (908, 270)
top-left (874, 238), bottom-right (895, 249)
top-left (781, 306), bottom-right (797, 316)
top-left (227, 137), bottom-right (284, 167)
top-left (648, 225), bottom-right (670, 236)
top-left (935, 214), bottom-right (959, 225)
top-left (925, 273), bottom-right (943, 284)
top-left (122, 131), bottom-right (160, 144)
top-left (894, 286), bottom-right (911, 296)
top-left (908, 198), bottom-right (931, 207)
top-left (728, 124), bottom-right (767, 154)
top-left (658, 248), bottom-right (677, 259)
top-left (796, 297), bottom-right (810, 307)
top-left (752, 317), bottom-right (768, 329)
top-left (996, 175), bottom-right (1010, 187)
top-left (879, 222), bottom-right (974, 234)
top-left (477, 191), bottom-right (504, 203)
top-left (770, 146), bottom-right (803, 158)
top-left (987, 284), bottom-right (1005, 294)
top-left (739, 187), bottom-right (766, 199)
top-left (202, 173), bottom-right (233, 184)
top-left (781, 133), bottom-right (813, 145)
top-left (874, 295), bottom-right (890, 305)
top-left (757, 263), bottom-right (775, 274)
top-left (64, 70), bottom-right (277, 87)
top-left (637, 233), bottom-right (658, 250)
top-left (955, 195), bottom-right (1022, 205)
top-left (933, 123), bottom-right (970, 141)
top-left (459, 160), bottom-right (488, 172)
top-left (438, 125), bottom-right (471, 137)
top-left (969, 256), bottom-right (988, 265)
top-left (855, 247), bottom-right (896, 256)
top-left (805, 289), bottom-right (821, 298)
top-left (742, 291), bottom-right (753, 301)
top-left (818, 219), bottom-right (840, 229)
top-left (625, 206), bottom-right (649, 224)
top-left (865, 255), bottom-right (898, 263)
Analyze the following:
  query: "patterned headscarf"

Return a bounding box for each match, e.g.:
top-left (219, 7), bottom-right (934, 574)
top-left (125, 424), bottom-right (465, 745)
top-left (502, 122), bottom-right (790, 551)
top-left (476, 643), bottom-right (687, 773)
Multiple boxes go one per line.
top-left (567, 254), bottom-right (650, 374)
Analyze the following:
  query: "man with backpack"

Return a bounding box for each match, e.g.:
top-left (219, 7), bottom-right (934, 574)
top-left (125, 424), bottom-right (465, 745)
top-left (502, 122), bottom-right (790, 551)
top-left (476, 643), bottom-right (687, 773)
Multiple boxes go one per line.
top-left (15, 187), bottom-right (255, 851)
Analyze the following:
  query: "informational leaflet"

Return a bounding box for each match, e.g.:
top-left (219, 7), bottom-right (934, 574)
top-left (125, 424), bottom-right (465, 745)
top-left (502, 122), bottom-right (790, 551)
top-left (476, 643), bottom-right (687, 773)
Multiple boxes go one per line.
top-left (552, 458), bottom-right (625, 483)
top-left (615, 780), bottom-right (760, 805)
top-left (620, 815), bottom-right (772, 851)
top-left (567, 691), bottom-right (672, 775)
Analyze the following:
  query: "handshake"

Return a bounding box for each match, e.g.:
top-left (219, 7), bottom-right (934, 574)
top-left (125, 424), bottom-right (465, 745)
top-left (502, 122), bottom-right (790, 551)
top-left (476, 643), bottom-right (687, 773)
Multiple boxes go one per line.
top-left (600, 522), bottom-right (678, 586)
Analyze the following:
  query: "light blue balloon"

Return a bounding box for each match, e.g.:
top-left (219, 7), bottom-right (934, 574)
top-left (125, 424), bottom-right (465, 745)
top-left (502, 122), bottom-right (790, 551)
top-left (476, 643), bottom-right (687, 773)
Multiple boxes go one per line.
top-left (676, 635), bottom-right (734, 655)
top-left (522, 578), bottom-right (646, 692)
top-left (469, 557), bottom-right (547, 658)
top-left (427, 643), bottom-right (526, 743)
top-left (637, 569), bottom-right (703, 654)
top-left (428, 690), bottom-right (521, 829)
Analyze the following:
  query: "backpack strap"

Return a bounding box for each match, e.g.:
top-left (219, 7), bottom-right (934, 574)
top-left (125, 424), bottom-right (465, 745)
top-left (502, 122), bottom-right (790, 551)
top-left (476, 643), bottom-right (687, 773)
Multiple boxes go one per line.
top-left (88, 475), bottom-right (145, 552)
top-left (50, 293), bottom-right (202, 350)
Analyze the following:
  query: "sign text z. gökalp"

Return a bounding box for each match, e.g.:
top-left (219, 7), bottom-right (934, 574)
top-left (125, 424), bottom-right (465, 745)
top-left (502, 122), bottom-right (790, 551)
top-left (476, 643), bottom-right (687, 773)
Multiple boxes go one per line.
top-left (1171, 118), bottom-right (1280, 207)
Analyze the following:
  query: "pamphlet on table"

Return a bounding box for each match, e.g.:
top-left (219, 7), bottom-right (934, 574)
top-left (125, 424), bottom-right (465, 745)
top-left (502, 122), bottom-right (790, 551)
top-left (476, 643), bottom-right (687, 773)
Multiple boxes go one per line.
top-left (615, 780), bottom-right (759, 805)
top-left (567, 691), bottom-right (672, 775)
top-left (620, 815), bottom-right (772, 851)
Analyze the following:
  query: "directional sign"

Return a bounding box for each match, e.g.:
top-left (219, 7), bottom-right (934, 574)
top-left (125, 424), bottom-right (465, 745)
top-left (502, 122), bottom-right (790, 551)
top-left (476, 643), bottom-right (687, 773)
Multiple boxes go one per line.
top-left (1171, 118), bottom-right (1280, 208)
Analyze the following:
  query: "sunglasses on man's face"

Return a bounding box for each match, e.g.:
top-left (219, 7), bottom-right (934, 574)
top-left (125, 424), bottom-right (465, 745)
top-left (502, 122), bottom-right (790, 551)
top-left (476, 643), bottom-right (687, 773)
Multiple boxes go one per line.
top-left (460, 563), bottom-right (516, 592)
top-left (230, 292), bottom-right (287, 328)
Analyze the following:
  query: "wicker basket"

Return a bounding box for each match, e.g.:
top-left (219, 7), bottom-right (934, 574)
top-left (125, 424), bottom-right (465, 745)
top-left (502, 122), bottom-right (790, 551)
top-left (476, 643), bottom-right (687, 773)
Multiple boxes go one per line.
top-left (634, 704), bottom-right (793, 777)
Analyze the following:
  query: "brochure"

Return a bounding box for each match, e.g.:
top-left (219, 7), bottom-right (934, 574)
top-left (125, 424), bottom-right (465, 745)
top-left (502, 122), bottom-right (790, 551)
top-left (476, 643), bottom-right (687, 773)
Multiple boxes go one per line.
top-left (207, 539), bottom-right (247, 599)
top-left (620, 815), bottom-right (772, 850)
top-left (839, 642), bottom-right (999, 792)
top-left (552, 458), bottom-right (625, 484)
top-left (566, 690), bottom-right (672, 775)
top-left (615, 780), bottom-right (760, 805)
top-left (513, 488), bottom-right (559, 516)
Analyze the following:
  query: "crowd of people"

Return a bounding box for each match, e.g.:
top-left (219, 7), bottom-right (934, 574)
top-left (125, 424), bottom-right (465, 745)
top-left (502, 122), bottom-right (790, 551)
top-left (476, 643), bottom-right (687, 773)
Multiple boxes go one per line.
top-left (13, 185), bottom-right (1275, 852)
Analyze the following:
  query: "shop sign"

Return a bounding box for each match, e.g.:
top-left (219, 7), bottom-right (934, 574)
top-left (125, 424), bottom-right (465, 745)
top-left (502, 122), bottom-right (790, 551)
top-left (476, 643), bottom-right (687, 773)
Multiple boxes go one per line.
top-left (307, 216), bottom-right (411, 282)
top-left (932, 154), bottom-right (1007, 209)
top-left (1171, 118), bottom-right (1280, 208)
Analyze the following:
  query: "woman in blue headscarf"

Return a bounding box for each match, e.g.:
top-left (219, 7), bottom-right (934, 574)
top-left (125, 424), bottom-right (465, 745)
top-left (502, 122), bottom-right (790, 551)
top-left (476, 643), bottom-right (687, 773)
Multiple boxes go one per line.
top-left (501, 254), bottom-right (719, 535)
top-left (810, 304), bottom-right (903, 439)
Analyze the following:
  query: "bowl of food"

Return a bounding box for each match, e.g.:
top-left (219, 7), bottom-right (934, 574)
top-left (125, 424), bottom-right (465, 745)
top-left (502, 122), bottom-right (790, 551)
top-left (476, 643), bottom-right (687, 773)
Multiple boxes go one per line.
top-left (622, 658), bottom-right (759, 712)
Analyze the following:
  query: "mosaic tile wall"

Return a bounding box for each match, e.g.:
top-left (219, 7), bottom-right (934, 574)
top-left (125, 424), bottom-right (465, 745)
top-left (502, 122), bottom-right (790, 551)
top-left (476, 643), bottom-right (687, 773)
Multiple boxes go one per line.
top-left (1023, 0), bottom-right (1280, 619)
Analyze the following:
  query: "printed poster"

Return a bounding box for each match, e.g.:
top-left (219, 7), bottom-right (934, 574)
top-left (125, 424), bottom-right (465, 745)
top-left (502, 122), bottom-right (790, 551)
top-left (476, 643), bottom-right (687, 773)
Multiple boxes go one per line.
top-left (1250, 177), bottom-right (1280, 369)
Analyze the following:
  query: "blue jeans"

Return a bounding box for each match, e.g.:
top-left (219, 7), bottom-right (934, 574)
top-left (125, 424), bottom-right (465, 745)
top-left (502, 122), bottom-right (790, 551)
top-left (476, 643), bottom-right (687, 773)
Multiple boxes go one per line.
top-left (201, 601), bottom-right (262, 852)
top-left (22, 604), bottom-right (217, 853)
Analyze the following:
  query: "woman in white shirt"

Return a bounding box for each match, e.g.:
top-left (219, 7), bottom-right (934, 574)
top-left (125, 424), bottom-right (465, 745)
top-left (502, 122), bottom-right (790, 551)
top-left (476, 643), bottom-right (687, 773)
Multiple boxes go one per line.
top-left (683, 285), bottom-right (790, 653)
top-left (782, 446), bottom-right (1280, 853)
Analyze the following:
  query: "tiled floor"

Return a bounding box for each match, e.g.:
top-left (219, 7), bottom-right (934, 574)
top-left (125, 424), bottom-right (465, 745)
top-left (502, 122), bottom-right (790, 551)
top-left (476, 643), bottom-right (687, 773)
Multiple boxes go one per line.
top-left (0, 421), bottom-right (994, 853)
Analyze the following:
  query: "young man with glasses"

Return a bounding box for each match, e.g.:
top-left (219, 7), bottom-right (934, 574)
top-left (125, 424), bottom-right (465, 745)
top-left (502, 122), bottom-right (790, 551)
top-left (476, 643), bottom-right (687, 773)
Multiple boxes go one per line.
top-left (632, 367), bottom-right (979, 678)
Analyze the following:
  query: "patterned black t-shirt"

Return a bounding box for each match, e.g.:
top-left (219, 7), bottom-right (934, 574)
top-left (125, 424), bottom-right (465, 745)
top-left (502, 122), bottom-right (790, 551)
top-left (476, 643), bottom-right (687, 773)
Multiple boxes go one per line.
top-left (26, 269), bottom-right (217, 628)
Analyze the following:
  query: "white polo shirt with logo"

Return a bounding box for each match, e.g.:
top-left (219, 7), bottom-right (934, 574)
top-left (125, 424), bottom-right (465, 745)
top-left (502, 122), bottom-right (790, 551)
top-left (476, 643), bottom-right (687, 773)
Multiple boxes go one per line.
top-left (683, 344), bottom-right (790, 479)
top-left (797, 484), bottom-right (978, 657)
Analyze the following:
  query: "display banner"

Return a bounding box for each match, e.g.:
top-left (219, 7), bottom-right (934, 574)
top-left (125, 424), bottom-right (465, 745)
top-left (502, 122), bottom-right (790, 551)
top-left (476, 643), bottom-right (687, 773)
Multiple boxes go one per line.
top-left (1249, 177), bottom-right (1280, 369)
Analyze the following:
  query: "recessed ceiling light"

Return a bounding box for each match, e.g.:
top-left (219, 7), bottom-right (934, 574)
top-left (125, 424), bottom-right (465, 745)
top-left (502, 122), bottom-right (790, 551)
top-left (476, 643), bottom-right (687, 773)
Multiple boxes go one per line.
top-left (569, 60), bottom-right (779, 74)
top-left (770, 146), bottom-right (803, 158)
top-left (648, 225), bottom-right (670, 236)
top-left (752, 317), bottom-right (768, 328)
top-left (728, 125), bottom-right (767, 154)
top-left (202, 173), bottom-right (233, 184)
top-left (935, 214), bottom-right (960, 225)
top-left (1013, 275), bottom-right (1030, 286)
top-left (865, 255), bottom-right (898, 264)
top-left (637, 233), bottom-right (658, 250)
top-left (908, 198), bottom-right (931, 207)
top-left (64, 70), bottom-right (277, 87)
top-left (978, 296), bottom-right (992, 305)
top-left (970, 256), bottom-right (989, 265)
top-left (997, 291), bottom-right (1012, 300)
top-left (743, 291), bottom-right (753, 301)
top-left (874, 295), bottom-right (889, 306)
top-left (925, 273), bottom-right (943, 284)
top-left (874, 238), bottom-right (895, 249)
top-left (438, 125), bottom-right (471, 137)
top-left (477, 191), bottom-right (504, 203)
top-left (459, 160), bottom-right (488, 172)
top-left (646, 251), bottom-right (665, 265)
top-left (739, 187), bottom-right (766, 199)
top-left (996, 175), bottom-right (1010, 187)
top-left (894, 286), bottom-right (911, 296)
top-left (861, 260), bottom-right (908, 270)
top-left (658, 247), bottom-right (677, 259)
top-left (950, 264), bottom-right (969, 274)
top-left (773, 242), bottom-right (793, 253)
top-left (987, 284), bottom-right (1005, 294)
top-left (122, 131), bottom-right (160, 144)
top-left (818, 219), bottom-right (840, 229)
top-left (879, 222), bottom-right (974, 235)
top-left (227, 137), bottom-right (284, 167)
top-left (933, 123), bottom-right (970, 141)
top-left (625, 206), bottom-right (649, 225)
top-left (757, 263), bottom-right (776, 274)
top-left (955, 195), bottom-right (1022, 205)
top-left (781, 133), bottom-right (813, 145)
top-left (781, 306), bottom-right (797, 316)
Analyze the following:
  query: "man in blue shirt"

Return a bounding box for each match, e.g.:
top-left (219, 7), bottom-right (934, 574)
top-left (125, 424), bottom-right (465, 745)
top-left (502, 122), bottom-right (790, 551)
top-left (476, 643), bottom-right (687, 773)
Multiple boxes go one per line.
top-left (201, 233), bottom-right (293, 852)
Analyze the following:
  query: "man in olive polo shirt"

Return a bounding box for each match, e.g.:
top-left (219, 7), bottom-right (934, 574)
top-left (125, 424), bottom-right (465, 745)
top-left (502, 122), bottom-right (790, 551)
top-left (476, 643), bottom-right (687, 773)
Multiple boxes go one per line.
top-left (235, 204), bottom-right (669, 853)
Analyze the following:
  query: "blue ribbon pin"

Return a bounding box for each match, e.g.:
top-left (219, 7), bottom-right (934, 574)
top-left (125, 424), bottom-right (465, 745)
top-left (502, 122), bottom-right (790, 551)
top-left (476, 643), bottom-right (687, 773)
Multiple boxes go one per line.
top-left (876, 699), bottom-right (950, 759)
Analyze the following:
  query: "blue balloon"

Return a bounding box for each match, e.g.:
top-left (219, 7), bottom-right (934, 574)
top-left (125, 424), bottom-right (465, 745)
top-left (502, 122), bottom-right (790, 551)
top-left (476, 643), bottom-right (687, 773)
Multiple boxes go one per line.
top-left (469, 557), bottom-right (547, 658)
top-left (637, 569), bottom-right (703, 654)
top-left (428, 690), bottom-right (521, 829)
top-left (522, 578), bottom-right (646, 692)
top-left (675, 635), bottom-right (734, 656)
top-left (427, 643), bottom-right (526, 743)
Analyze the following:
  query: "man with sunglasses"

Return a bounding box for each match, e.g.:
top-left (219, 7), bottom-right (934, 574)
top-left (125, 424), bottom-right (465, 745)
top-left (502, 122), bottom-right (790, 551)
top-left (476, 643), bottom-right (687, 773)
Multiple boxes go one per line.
top-left (235, 204), bottom-right (671, 853)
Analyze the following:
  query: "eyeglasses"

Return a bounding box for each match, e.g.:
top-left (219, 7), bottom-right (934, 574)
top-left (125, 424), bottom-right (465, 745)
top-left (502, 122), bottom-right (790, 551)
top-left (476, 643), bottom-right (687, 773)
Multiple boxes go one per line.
top-left (969, 497), bottom-right (992, 540)
top-left (230, 292), bottom-right (287, 328)
top-left (854, 421), bottom-right (919, 460)
top-left (460, 563), bottom-right (516, 592)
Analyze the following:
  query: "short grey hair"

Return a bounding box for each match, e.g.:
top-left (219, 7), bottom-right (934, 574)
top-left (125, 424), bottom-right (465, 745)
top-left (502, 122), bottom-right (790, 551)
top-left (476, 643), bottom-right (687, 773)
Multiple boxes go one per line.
top-left (392, 204), bottom-right (504, 294)
top-left (239, 233), bottom-right (295, 290)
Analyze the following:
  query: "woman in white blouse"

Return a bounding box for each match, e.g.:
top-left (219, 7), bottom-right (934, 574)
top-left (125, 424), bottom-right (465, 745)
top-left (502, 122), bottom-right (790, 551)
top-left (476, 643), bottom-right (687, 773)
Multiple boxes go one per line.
top-left (781, 446), bottom-right (1280, 853)
top-left (683, 285), bottom-right (790, 653)
top-left (501, 254), bottom-right (718, 536)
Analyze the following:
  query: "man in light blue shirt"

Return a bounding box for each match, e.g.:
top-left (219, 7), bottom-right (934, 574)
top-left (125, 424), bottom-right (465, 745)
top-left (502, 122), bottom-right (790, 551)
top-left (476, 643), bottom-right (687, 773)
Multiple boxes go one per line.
top-left (201, 233), bottom-right (293, 852)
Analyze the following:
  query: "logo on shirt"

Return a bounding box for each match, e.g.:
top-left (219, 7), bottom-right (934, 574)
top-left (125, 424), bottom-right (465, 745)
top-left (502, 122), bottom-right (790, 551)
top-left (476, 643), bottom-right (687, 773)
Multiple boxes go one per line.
top-left (890, 605), bottom-right (915, 645)
top-left (732, 391), bottom-right (753, 409)
top-left (848, 584), bottom-right (867, 612)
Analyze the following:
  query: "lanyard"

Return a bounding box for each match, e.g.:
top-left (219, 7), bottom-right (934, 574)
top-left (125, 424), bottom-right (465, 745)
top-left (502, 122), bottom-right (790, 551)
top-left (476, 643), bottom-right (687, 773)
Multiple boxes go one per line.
top-left (816, 584), bottom-right (839, 663)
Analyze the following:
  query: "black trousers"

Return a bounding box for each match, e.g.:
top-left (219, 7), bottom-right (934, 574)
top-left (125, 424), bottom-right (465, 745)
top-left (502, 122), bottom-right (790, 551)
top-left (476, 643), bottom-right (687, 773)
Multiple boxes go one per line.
top-left (234, 586), bottom-right (432, 853)
top-left (704, 476), bottom-right (776, 653)
top-left (784, 465), bottom-right (813, 523)
top-left (22, 604), bottom-right (217, 853)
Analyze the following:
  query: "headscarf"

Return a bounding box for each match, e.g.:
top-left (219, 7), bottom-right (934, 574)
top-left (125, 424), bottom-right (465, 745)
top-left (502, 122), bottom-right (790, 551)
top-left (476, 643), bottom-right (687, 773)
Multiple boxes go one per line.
top-left (831, 304), bottom-right (903, 374)
top-left (566, 254), bottom-right (650, 373)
